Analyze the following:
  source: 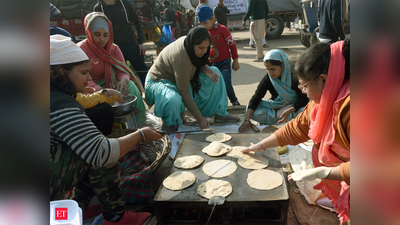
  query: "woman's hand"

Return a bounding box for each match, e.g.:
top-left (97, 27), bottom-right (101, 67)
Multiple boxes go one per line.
top-left (238, 120), bottom-right (251, 133)
top-left (117, 78), bottom-right (130, 96)
top-left (104, 89), bottom-right (123, 104)
top-left (196, 115), bottom-right (210, 129)
top-left (232, 59), bottom-right (240, 71)
top-left (278, 107), bottom-right (295, 124)
top-left (241, 142), bottom-right (262, 153)
top-left (82, 86), bottom-right (96, 95)
top-left (204, 67), bottom-right (220, 83)
top-left (288, 167), bottom-right (333, 181)
top-left (139, 127), bottom-right (163, 143)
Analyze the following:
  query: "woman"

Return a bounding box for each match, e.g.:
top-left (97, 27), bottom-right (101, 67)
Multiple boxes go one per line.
top-left (145, 27), bottom-right (239, 132)
top-left (77, 12), bottom-right (146, 123)
top-left (238, 49), bottom-right (308, 133)
top-left (242, 39), bottom-right (350, 223)
top-left (50, 35), bottom-right (162, 224)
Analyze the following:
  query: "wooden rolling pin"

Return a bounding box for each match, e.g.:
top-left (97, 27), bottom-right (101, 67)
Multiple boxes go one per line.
top-left (250, 123), bottom-right (260, 133)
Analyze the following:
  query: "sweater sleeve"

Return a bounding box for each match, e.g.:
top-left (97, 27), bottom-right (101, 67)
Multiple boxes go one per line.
top-left (292, 78), bottom-right (309, 111)
top-left (126, 0), bottom-right (144, 44)
top-left (340, 161), bottom-right (350, 185)
top-left (76, 92), bottom-right (117, 109)
top-left (113, 45), bottom-right (130, 81)
top-left (224, 6), bottom-right (230, 14)
top-left (331, 0), bottom-right (346, 40)
top-left (222, 26), bottom-right (238, 59)
top-left (50, 106), bottom-right (120, 167)
top-left (243, 0), bottom-right (254, 21)
top-left (274, 101), bottom-right (314, 146)
top-left (265, 1), bottom-right (269, 19)
top-left (248, 74), bottom-right (270, 110)
top-left (175, 60), bottom-right (202, 118)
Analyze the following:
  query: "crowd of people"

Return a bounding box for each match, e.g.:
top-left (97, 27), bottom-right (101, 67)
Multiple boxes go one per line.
top-left (50, 1), bottom-right (350, 224)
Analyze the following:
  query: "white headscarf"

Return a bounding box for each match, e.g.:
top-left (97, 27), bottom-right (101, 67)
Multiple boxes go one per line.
top-left (50, 35), bottom-right (88, 65)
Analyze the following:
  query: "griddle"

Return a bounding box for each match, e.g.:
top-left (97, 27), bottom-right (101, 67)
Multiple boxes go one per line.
top-left (154, 133), bottom-right (289, 224)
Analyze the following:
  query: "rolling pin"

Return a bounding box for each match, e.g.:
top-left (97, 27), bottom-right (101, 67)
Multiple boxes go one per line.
top-left (250, 123), bottom-right (260, 133)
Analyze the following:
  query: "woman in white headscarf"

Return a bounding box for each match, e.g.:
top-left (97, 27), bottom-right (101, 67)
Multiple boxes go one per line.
top-left (50, 35), bottom-right (161, 225)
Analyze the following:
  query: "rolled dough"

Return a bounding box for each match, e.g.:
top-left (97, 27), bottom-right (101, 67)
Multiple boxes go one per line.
top-left (197, 179), bottom-right (232, 199)
top-left (202, 159), bottom-right (237, 178)
top-left (163, 171), bottom-right (196, 191)
top-left (247, 169), bottom-right (283, 190)
top-left (174, 155), bottom-right (204, 169)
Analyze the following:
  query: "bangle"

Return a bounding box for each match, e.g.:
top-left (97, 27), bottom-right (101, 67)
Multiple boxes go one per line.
top-left (102, 89), bottom-right (112, 97)
top-left (244, 118), bottom-right (250, 122)
top-left (138, 129), bottom-right (145, 142)
top-left (258, 141), bottom-right (263, 151)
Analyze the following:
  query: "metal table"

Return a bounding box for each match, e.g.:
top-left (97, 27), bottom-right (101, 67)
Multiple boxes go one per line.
top-left (154, 133), bottom-right (289, 224)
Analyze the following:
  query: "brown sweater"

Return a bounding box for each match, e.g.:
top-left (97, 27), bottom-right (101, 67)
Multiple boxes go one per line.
top-left (275, 95), bottom-right (350, 185)
top-left (148, 37), bottom-right (209, 118)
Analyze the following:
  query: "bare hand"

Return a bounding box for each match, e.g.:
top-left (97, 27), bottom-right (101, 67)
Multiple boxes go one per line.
top-left (106, 89), bottom-right (123, 104)
top-left (232, 60), bottom-right (240, 71)
top-left (82, 86), bottom-right (96, 95)
top-left (241, 142), bottom-right (262, 153)
top-left (242, 21), bottom-right (246, 26)
top-left (204, 67), bottom-right (220, 83)
top-left (238, 120), bottom-right (251, 133)
top-left (140, 127), bottom-right (163, 143)
top-left (277, 107), bottom-right (295, 124)
top-left (138, 44), bottom-right (147, 55)
top-left (116, 78), bottom-right (130, 96)
top-left (197, 116), bottom-right (210, 129)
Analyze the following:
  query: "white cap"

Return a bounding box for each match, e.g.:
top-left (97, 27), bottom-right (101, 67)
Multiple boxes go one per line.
top-left (50, 35), bottom-right (89, 65)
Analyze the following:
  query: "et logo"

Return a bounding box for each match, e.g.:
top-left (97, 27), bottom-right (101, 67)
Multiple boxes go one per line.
top-left (55, 208), bottom-right (68, 220)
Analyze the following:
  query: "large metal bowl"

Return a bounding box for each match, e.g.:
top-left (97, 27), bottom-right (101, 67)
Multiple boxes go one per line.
top-left (112, 94), bottom-right (137, 117)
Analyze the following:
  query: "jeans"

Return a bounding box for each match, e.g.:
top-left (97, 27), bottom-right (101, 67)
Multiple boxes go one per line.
top-left (211, 58), bottom-right (238, 103)
top-left (118, 42), bottom-right (148, 87)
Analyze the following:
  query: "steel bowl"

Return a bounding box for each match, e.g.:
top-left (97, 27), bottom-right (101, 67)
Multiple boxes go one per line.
top-left (112, 94), bottom-right (137, 117)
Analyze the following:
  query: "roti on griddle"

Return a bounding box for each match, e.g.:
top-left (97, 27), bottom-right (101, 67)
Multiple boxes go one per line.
top-left (174, 155), bottom-right (204, 169)
top-left (197, 179), bottom-right (232, 199)
top-left (206, 133), bottom-right (232, 143)
top-left (227, 146), bottom-right (255, 158)
top-left (202, 159), bottom-right (237, 178)
top-left (163, 171), bottom-right (196, 191)
top-left (202, 141), bottom-right (232, 156)
top-left (238, 153), bottom-right (269, 169)
top-left (247, 169), bottom-right (283, 190)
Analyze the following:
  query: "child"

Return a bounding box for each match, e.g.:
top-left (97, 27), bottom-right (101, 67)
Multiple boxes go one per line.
top-left (197, 5), bottom-right (241, 106)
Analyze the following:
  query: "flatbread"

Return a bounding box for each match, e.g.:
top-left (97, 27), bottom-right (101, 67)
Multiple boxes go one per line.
top-left (206, 133), bottom-right (232, 143)
top-left (227, 146), bottom-right (255, 158)
top-left (202, 160), bottom-right (237, 178)
top-left (163, 171), bottom-right (196, 191)
top-left (174, 155), bottom-right (204, 169)
top-left (197, 179), bottom-right (232, 199)
top-left (202, 141), bottom-right (232, 156)
top-left (238, 154), bottom-right (269, 169)
top-left (247, 169), bottom-right (283, 190)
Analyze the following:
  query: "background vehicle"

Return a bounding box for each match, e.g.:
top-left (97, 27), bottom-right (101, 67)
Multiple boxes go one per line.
top-left (180, 0), bottom-right (302, 39)
top-left (297, 0), bottom-right (350, 47)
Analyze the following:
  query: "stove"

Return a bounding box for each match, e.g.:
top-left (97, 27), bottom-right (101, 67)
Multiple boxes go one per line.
top-left (154, 133), bottom-right (289, 224)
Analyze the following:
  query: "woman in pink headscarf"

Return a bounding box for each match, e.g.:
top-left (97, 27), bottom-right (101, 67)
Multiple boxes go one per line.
top-left (242, 39), bottom-right (351, 224)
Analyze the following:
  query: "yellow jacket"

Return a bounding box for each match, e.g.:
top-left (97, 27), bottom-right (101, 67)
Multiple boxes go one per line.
top-left (76, 91), bottom-right (117, 109)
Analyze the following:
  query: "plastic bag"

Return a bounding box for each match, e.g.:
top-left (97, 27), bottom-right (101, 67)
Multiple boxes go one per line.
top-left (158, 25), bottom-right (173, 46)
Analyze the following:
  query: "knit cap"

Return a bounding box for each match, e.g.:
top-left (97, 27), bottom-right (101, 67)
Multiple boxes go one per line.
top-left (197, 5), bottom-right (213, 23)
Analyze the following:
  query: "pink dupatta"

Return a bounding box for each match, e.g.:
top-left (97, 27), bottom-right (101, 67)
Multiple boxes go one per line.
top-left (308, 40), bottom-right (350, 224)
